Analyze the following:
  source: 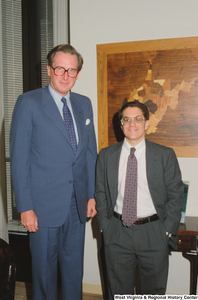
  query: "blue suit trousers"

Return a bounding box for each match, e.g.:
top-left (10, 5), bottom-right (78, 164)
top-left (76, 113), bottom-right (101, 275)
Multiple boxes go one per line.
top-left (29, 195), bottom-right (85, 300)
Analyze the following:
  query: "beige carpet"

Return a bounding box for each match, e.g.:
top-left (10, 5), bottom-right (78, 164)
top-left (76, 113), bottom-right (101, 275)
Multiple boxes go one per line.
top-left (15, 282), bottom-right (103, 300)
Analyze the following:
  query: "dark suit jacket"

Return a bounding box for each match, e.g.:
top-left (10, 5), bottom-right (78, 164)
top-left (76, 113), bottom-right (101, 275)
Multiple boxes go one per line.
top-left (95, 139), bottom-right (183, 249)
top-left (10, 86), bottom-right (97, 227)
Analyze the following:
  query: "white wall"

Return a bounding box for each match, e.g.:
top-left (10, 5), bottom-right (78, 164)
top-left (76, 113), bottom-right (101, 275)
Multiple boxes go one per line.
top-left (70, 0), bottom-right (198, 294)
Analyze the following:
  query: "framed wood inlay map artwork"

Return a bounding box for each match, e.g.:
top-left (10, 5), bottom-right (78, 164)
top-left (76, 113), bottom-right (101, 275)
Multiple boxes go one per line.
top-left (97, 37), bottom-right (198, 157)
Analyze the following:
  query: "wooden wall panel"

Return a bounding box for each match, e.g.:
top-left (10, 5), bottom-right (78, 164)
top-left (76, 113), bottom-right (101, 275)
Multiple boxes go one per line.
top-left (97, 37), bottom-right (198, 157)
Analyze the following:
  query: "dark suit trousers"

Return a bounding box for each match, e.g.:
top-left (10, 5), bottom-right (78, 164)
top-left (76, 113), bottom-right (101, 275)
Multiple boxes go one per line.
top-left (103, 216), bottom-right (169, 298)
top-left (29, 195), bottom-right (85, 300)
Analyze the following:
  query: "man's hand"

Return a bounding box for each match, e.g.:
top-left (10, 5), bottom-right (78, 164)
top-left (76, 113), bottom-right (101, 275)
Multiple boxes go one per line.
top-left (87, 198), bottom-right (97, 218)
top-left (21, 210), bottom-right (38, 232)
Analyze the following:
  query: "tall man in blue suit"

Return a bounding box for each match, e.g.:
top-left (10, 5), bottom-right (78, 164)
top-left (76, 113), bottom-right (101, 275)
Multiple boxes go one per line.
top-left (95, 101), bottom-right (183, 298)
top-left (10, 44), bottom-right (97, 300)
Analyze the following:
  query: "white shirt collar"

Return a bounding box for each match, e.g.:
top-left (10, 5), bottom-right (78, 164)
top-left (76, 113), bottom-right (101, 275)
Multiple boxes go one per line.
top-left (48, 84), bottom-right (71, 104)
top-left (123, 137), bottom-right (145, 156)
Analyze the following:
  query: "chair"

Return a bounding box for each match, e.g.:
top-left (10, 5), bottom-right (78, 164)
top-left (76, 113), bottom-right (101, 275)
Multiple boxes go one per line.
top-left (0, 238), bottom-right (16, 300)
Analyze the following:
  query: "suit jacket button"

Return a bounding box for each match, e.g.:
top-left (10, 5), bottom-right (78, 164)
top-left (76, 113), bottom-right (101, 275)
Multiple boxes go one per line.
top-left (69, 180), bottom-right (73, 184)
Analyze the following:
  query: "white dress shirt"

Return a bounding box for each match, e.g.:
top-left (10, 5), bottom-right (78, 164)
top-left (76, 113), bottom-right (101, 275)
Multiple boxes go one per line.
top-left (48, 84), bottom-right (79, 144)
top-left (114, 138), bottom-right (157, 218)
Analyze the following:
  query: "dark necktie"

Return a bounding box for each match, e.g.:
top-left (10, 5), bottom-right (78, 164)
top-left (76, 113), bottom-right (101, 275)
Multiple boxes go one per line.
top-left (61, 97), bottom-right (77, 153)
top-left (122, 147), bottom-right (137, 227)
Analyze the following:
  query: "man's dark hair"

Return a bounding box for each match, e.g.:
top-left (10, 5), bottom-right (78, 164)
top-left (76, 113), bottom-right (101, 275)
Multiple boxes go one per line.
top-left (47, 44), bottom-right (84, 72)
top-left (119, 101), bottom-right (150, 121)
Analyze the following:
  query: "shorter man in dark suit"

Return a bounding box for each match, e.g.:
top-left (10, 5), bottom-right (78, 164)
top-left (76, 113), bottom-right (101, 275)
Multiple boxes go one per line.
top-left (95, 101), bottom-right (183, 298)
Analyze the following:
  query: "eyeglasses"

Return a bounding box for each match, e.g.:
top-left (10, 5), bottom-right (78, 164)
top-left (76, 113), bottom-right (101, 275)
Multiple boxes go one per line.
top-left (121, 116), bottom-right (145, 126)
top-left (51, 66), bottom-right (78, 78)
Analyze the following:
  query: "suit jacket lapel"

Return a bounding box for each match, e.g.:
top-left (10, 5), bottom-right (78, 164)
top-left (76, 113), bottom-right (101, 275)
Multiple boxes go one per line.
top-left (69, 95), bottom-right (84, 156)
top-left (108, 142), bottom-right (123, 205)
top-left (145, 140), bottom-right (159, 196)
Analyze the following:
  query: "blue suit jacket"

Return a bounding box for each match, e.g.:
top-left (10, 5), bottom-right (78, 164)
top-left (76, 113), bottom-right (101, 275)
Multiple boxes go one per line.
top-left (10, 86), bottom-right (97, 227)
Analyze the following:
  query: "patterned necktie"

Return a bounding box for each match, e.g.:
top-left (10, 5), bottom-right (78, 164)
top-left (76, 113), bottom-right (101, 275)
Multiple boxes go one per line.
top-left (122, 147), bottom-right (137, 227)
top-left (61, 97), bottom-right (77, 153)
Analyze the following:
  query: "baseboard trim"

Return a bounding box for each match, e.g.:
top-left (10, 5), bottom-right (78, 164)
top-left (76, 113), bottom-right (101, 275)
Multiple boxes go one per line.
top-left (15, 281), bottom-right (103, 298)
top-left (83, 283), bottom-right (103, 295)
